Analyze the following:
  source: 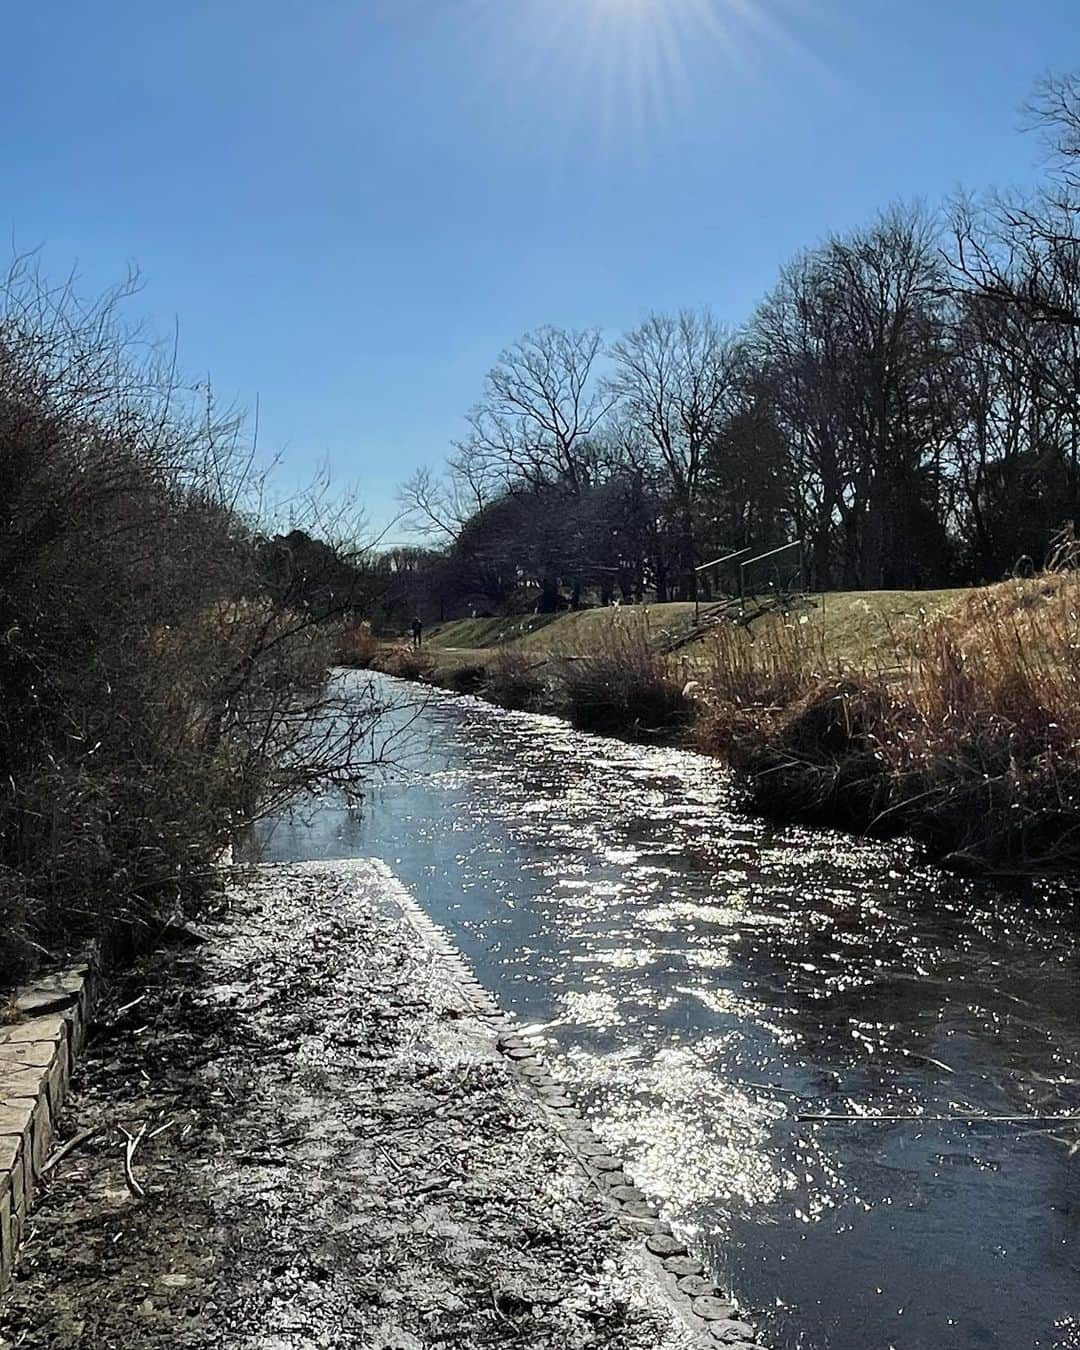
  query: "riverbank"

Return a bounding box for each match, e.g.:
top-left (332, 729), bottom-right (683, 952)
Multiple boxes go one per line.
top-left (359, 574), bottom-right (1080, 875)
top-left (0, 860), bottom-right (720, 1350)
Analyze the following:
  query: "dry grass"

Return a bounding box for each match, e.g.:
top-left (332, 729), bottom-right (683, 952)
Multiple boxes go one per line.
top-left (481, 650), bottom-right (549, 712)
top-left (697, 574), bottom-right (1080, 872)
top-left (335, 621), bottom-right (378, 669)
top-left (372, 643), bottom-right (437, 683)
top-left (436, 661), bottom-right (489, 694)
top-left (556, 615), bottom-right (691, 741)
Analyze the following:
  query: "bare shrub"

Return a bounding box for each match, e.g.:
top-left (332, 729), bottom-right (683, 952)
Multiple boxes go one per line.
top-left (437, 662), bottom-right (489, 694)
top-left (729, 678), bottom-right (898, 829)
top-left (335, 620), bottom-right (378, 668)
top-left (372, 644), bottom-right (437, 683)
top-left (0, 259), bottom-right (379, 982)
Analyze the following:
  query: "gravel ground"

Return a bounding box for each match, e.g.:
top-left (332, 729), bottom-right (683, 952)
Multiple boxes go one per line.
top-left (0, 860), bottom-right (700, 1350)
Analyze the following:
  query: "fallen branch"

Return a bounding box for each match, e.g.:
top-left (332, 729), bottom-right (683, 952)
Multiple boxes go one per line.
top-left (41, 1125), bottom-right (103, 1176)
top-left (121, 1123), bottom-right (148, 1199)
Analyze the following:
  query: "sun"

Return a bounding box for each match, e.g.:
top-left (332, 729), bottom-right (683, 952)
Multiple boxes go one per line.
top-left (443, 0), bottom-right (818, 174)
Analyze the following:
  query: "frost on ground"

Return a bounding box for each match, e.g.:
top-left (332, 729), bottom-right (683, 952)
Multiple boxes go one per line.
top-left (0, 861), bottom-right (697, 1350)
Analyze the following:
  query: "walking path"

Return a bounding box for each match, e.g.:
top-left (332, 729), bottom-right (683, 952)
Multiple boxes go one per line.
top-left (0, 861), bottom-right (709, 1349)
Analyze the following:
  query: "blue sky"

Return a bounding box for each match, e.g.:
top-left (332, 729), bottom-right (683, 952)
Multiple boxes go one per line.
top-left (3, 0), bottom-right (1076, 536)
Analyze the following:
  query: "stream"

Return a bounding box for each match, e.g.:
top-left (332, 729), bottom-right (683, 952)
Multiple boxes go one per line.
top-left (257, 671), bottom-right (1080, 1350)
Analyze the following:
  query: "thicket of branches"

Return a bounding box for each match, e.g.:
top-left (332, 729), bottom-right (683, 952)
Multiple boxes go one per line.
top-left (0, 262), bottom-right (376, 983)
top-left (401, 73), bottom-right (1080, 615)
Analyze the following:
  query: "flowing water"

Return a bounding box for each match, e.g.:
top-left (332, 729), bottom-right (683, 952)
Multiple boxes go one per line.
top-left (258, 672), bottom-right (1080, 1349)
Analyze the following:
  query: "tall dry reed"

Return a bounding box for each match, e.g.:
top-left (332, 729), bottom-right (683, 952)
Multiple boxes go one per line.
top-left (696, 576), bottom-right (1080, 872)
top-left (555, 615), bottom-right (691, 740)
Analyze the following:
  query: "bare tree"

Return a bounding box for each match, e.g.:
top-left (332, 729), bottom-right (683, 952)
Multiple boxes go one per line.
top-left (463, 326), bottom-right (613, 495)
top-left (952, 73), bottom-right (1080, 330)
top-left (606, 310), bottom-right (742, 595)
top-left (398, 459), bottom-right (489, 545)
top-left (751, 206), bottom-right (953, 588)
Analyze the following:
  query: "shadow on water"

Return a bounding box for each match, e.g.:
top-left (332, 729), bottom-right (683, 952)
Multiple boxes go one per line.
top-left (257, 671), bottom-right (1080, 1350)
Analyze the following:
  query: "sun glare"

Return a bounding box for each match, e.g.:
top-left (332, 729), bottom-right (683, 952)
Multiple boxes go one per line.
top-left (430, 0), bottom-right (825, 197)
top-left (452, 0), bottom-right (817, 150)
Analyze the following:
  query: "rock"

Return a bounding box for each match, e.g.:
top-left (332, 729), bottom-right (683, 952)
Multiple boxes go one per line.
top-left (677, 1274), bottom-right (715, 1297)
top-left (645, 1233), bottom-right (688, 1257)
top-left (576, 1138), bottom-right (609, 1158)
top-left (622, 1201), bottom-right (659, 1220)
top-left (691, 1295), bottom-right (739, 1321)
top-left (707, 1319), bottom-right (757, 1343)
top-left (663, 1255), bottom-right (704, 1277)
top-left (609, 1185), bottom-right (646, 1203)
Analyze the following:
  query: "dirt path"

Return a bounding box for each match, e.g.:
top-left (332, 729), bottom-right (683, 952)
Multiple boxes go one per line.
top-left (0, 861), bottom-right (703, 1350)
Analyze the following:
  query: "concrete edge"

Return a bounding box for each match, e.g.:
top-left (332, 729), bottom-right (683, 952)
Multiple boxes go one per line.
top-left (0, 951), bottom-right (99, 1293)
top-left (363, 859), bottom-right (764, 1349)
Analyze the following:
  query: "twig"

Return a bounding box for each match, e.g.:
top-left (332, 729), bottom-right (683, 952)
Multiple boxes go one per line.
top-left (377, 1144), bottom-right (404, 1176)
top-left (797, 1113), bottom-right (1080, 1123)
top-left (41, 1125), bottom-right (103, 1176)
top-left (121, 1123), bottom-right (148, 1198)
top-left (898, 1049), bottom-right (955, 1074)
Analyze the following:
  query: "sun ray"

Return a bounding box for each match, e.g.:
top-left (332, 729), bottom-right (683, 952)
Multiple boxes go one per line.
top-left (422, 0), bottom-right (829, 192)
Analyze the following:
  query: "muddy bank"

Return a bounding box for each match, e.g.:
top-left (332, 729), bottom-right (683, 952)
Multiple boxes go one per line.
top-left (0, 861), bottom-right (699, 1350)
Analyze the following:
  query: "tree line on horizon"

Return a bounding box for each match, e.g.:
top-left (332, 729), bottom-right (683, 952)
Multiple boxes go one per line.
top-left (376, 73), bottom-right (1080, 622)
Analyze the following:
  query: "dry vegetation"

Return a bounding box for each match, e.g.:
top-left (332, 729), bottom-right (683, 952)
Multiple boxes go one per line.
top-left (696, 572), bottom-right (1080, 872)
top-left (553, 616), bottom-right (692, 740)
top-left (334, 619), bottom-right (378, 669)
top-left (0, 262), bottom-right (376, 984)
top-left (371, 642), bottom-right (438, 683)
top-left (481, 649), bottom-right (549, 712)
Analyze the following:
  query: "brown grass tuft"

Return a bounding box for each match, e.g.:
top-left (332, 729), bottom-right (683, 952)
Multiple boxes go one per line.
top-left (372, 644), bottom-right (437, 683)
top-left (482, 650), bottom-right (549, 711)
top-left (694, 574), bottom-right (1080, 872)
top-left (436, 662), bottom-right (489, 694)
top-left (556, 616), bottom-right (691, 740)
top-left (335, 621), bottom-right (378, 669)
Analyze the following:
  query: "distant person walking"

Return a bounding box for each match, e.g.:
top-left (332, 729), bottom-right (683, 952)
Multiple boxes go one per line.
top-left (411, 615), bottom-right (423, 649)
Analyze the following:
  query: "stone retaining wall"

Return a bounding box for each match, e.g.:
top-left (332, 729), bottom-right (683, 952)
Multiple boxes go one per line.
top-left (0, 960), bottom-right (96, 1292)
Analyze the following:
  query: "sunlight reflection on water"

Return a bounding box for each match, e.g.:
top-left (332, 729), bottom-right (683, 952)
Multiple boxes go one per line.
top-left (258, 672), bottom-right (1080, 1350)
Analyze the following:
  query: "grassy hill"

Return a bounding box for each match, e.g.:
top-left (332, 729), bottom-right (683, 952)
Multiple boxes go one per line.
top-left (426, 589), bottom-right (964, 670)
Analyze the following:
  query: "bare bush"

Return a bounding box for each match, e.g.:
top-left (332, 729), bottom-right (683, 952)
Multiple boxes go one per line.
top-left (436, 662), bottom-right (489, 694)
top-left (0, 259), bottom-right (379, 980)
top-left (371, 644), bottom-right (437, 683)
top-left (335, 620), bottom-right (379, 669)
